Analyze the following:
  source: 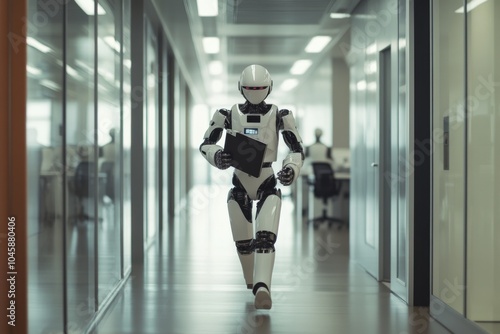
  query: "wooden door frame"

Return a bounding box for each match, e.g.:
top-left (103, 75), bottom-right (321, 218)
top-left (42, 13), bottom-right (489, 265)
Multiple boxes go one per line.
top-left (1, 1), bottom-right (27, 333)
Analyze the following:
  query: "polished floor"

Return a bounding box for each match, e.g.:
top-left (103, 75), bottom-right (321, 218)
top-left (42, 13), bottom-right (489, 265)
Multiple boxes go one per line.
top-left (91, 184), bottom-right (451, 334)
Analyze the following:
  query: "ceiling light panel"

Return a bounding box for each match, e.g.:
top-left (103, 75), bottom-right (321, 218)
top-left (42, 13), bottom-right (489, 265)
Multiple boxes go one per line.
top-left (202, 37), bottom-right (220, 54)
top-left (27, 37), bottom-right (53, 53)
top-left (305, 36), bottom-right (332, 53)
top-left (280, 78), bottom-right (299, 91)
top-left (74, 0), bottom-right (106, 15)
top-left (197, 0), bottom-right (218, 16)
top-left (330, 13), bottom-right (351, 19)
top-left (290, 60), bottom-right (312, 75)
top-left (208, 61), bottom-right (223, 75)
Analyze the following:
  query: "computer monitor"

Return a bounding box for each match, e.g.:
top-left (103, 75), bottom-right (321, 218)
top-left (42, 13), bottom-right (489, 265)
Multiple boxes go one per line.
top-left (332, 148), bottom-right (350, 171)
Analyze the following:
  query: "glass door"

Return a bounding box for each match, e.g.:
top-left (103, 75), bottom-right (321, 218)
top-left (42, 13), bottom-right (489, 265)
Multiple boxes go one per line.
top-left (65, 0), bottom-right (97, 330)
top-left (97, 0), bottom-right (122, 304)
top-left (390, 0), bottom-right (408, 301)
top-left (27, 0), bottom-right (66, 332)
top-left (144, 19), bottom-right (159, 246)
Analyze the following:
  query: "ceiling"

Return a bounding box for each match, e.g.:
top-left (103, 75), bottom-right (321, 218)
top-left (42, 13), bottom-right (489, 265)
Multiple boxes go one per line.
top-left (176, 0), bottom-right (361, 106)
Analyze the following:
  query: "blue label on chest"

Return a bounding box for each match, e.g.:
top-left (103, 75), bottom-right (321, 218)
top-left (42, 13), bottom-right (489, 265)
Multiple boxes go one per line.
top-left (244, 128), bottom-right (258, 135)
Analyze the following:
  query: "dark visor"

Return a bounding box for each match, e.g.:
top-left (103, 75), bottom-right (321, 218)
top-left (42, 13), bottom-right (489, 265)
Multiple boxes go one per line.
top-left (242, 86), bottom-right (268, 90)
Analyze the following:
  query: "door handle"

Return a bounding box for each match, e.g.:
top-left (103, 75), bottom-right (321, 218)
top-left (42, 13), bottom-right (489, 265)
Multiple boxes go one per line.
top-left (371, 163), bottom-right (378, 167)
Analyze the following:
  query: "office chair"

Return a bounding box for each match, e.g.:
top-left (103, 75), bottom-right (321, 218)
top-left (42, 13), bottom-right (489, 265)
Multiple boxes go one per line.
top-left (307, 162), bottom-right (344, 229)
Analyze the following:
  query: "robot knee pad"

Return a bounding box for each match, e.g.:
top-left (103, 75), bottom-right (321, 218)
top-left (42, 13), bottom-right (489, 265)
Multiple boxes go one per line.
top-left (254, 231), bottom-right (277, 253)
top-left (228, 187), bottom-right (252, 222)
top-left (235, 239), bottom-right (254, 254)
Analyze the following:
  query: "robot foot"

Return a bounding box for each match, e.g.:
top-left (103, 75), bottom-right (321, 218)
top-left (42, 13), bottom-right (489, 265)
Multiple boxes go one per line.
top-left (254, 286), bottom-right (272, 310)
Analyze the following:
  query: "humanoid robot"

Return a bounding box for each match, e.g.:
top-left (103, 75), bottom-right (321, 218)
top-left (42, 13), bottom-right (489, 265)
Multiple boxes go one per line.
top-left (200, 64), bottom-right (304, 309)
top-left (305, 128), bottom-right (333, 163)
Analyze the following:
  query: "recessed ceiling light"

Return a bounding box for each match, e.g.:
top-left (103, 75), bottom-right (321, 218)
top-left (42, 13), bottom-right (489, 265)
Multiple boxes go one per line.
top-left (104, 36), bottom-right (121, 52)
top-left (356, 80), bottom-right (367, 91)
top-left (40, 79), bottom-right (61, 91)
top-left (196, 0), bottom-right (218, 16)
top-left (330, 13), bottom-right (351, 19)
top-left (305, 36), bottom-right (332, 53)
top-left (208, 60), bottom-right (223, 75)
top-left (280, 79), bottom-right (299, 91)
top-left (212, 79), bottom-right (223, 92)
top-left (202, 37), bottom-right (220, 54)
top-left (27, 37), bottom-right (52, 53)
top-left (290, 60), bottom-right (312, 75)
top-left (26, 65), bottom-right (42, 76)
top-left (74, 0), bottom-right (106, 15)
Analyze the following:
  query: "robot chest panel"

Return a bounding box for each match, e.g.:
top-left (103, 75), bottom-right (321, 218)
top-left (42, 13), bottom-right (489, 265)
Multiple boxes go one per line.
top-left (231, 106), bottom-right (278, 145)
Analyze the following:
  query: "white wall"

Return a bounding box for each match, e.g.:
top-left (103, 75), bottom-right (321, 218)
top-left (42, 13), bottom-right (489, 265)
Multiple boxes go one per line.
top-left (332, 58), bottom-right (350, 149)
top-left (465, 0), bottom-right (500, 322)
top-left (431, 0), bottom-right (466, 314)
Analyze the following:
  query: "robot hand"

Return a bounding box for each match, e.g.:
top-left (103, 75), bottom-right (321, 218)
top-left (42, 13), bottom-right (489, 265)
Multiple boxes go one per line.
top-left (277, 166), bottom-right (294, 186)
top-left (214, 150), bottom-right (232, 170)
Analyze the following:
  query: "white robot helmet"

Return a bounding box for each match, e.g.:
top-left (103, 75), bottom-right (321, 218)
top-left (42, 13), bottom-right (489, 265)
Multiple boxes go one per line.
top-left (238, 64), bottom-right (273, 105)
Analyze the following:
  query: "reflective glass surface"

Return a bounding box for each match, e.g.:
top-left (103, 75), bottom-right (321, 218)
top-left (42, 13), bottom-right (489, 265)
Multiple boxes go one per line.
top-left (27, 1), bottom-right (65, 332)
top-left (65, 1), bottom-right (97, 330)
top-left (145, 20), bottom-right (159, 244)
top-left (97, 0), bottom-right (122, 304)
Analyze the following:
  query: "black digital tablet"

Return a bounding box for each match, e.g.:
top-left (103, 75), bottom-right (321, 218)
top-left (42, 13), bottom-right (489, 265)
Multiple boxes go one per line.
top-left (224, 131), bottom-right (267, 177)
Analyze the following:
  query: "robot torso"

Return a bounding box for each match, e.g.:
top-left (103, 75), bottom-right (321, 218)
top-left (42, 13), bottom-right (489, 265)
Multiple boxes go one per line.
top-left (230, 103), bottom-right (279, 163)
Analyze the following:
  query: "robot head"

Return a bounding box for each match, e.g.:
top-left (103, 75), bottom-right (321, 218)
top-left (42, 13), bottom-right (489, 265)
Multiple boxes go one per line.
top-left (238, 64), bottom-right (273, 105)
top-left (314, 128), bottom-right (323, 140)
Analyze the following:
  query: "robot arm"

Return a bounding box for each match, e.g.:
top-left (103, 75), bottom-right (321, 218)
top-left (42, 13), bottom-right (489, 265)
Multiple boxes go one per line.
top-left (200, 109), bottom-right (232, 169)
top-left (277, 109), bottom-right (304, 185)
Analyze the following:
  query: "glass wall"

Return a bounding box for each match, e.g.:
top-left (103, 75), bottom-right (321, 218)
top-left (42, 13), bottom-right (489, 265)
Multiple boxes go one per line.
top-left (432, 0), bottom-right (500, 333)
top-left (26, 0), bottom-right (65, 332)
top-left (123, 0), bottom-right (132, 274)
top-left (97, 0), bottom-right (122, 304)
top-left (65, 0), bottom-right (97, 330)
top-left (27, 0), bottom-right (131, 332)
top-left (144, 19), bottom-right (160, 245)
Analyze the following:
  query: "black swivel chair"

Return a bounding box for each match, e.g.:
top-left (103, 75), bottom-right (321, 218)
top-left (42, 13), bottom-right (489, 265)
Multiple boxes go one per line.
top-left (307, 162), bottom-right (344, 229)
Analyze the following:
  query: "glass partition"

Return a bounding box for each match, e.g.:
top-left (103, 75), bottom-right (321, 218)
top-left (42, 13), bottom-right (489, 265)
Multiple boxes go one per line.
top-left (65, 1), bottom-right (97, 330)
top-left (97, 0), bottom-right (122, 304)
top-left (27, 0), bottom-right (131, 331)
top-left (27, 1), bottom-right (65, 332)
top-left (122, 0), bottom-right (132, 274)
top-left (145, 19), bottom-right (160, 245)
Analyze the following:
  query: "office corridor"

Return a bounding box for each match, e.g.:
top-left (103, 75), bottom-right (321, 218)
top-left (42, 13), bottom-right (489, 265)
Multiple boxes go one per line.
top-left (91, 185), bottom-right (450, 334)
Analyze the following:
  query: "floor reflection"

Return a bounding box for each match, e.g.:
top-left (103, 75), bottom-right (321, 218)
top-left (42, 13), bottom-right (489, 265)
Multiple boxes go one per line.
top-left (91, 184), bottom-right (451, 334)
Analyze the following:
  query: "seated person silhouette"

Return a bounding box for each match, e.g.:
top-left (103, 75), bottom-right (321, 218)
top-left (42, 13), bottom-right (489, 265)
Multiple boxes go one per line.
top-left (99, 128), bottom-right (116, 202)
